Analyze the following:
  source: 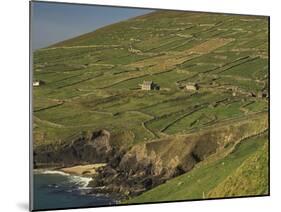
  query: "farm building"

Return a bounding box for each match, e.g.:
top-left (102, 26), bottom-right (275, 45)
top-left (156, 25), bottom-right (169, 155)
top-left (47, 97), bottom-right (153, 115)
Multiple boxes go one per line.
top-left (186, 83), bottom-right (199, 91)
top-left (33, 80), bottom-right (45, 87)
top-left (140, 81), bottom-right (160, 90)
top-left (257, 91), bottom-right (268, 98)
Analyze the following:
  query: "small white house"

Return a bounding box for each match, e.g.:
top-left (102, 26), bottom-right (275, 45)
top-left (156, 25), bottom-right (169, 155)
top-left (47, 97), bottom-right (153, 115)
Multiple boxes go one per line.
top-left (186, 83), bottom-right (199, 91)
top-left (140, 81), bottom-right (160, 90)
top-left (33, 80), bottom-right (44, 87)
top-left (141, 81), bottom-right (153, 90)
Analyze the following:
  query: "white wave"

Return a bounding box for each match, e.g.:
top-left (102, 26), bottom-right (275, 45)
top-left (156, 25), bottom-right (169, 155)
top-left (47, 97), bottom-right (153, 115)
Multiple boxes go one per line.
top-left (40, 170), bottom-right (70, 176)
top-left (68, 175), bottom-right (92, 188)
top-left (36, 169), bottom-right (93, 189)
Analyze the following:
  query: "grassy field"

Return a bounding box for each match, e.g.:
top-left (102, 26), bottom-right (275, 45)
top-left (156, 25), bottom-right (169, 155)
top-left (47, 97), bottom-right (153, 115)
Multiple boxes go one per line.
top-left (33, 10), bottom-right (269, 200)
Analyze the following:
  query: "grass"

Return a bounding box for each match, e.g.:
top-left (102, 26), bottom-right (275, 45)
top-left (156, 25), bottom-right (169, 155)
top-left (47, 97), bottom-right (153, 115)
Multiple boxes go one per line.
top-left (33, 10), bottom-right (269, 200)
top-left (126, 132), bottom-right (268, 203)
top-left (33, 10), bottom-right (268, 146)
top-left (208, 141), bottom-right (268, 197)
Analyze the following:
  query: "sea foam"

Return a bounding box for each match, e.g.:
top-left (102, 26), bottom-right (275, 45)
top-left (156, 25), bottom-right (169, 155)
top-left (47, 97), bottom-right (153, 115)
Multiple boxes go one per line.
top-left (38, 169), bottom-right (92, 188)
top-left (68, 175), bottom-right (92, 188)
top-left (41, 170), bottom-right (70, 176)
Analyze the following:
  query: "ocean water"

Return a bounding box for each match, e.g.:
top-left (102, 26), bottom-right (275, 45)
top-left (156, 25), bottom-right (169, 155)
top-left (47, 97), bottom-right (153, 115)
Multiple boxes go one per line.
top-left (33, 170), bottom-right (116, 210)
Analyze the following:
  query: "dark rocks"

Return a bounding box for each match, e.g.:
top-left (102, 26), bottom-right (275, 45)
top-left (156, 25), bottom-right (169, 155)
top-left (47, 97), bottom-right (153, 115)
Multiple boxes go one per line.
top-left (35, 117), bottom-right (268, 199)
top-left (34, 129), bottom-right (113, 167)
top-left (142, 178), bottom-right (153, 189)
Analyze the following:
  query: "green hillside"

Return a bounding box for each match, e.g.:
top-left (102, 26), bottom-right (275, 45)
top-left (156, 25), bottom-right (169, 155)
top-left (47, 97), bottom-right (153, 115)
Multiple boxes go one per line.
top-left (126, 132), bottom-right (268, 203)
top-left (33, 10), bottom-right (269, 201)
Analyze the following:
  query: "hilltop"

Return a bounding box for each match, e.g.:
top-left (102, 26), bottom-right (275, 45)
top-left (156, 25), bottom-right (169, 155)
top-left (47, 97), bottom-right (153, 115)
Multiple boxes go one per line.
top-left (33, 10), bottom-right (269, 201)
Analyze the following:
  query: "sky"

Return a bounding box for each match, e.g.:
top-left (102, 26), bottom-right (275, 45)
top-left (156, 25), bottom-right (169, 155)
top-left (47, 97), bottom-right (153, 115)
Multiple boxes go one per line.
top-left (31, 2), bottom-right (153, 50)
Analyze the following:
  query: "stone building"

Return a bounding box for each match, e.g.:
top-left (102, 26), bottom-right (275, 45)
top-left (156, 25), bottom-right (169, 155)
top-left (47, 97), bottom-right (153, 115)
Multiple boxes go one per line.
top-left (33, 80), bottom-right (44, 87)
top-left (185, 82), bottom-right (199, 91)
top-left (141, 81), bottom-right (160, 90)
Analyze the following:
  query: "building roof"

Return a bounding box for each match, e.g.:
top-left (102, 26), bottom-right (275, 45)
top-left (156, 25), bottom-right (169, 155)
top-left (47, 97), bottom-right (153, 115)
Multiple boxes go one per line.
top-left (186, 82), bottom-right (198, 86)
top-left (142, 81), bottom-right (153, 86)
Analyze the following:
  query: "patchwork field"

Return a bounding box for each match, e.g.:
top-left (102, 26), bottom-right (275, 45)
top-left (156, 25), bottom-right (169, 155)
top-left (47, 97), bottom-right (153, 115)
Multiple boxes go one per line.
top-left (33, 10), bottom-right (269, 202)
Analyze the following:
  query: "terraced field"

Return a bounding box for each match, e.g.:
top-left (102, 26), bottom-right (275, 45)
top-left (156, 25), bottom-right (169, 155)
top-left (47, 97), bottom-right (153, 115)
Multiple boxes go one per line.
top-left (33, 10), bottom-right (269, 202)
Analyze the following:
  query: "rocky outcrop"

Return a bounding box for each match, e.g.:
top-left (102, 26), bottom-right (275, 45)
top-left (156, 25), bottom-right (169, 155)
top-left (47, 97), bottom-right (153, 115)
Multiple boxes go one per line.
top-left (34, 129), bottom-right (113, 168)
top-left (92, 113), bottom-right (268, 197)
top-left (34, 113), bottom-right (268, 198)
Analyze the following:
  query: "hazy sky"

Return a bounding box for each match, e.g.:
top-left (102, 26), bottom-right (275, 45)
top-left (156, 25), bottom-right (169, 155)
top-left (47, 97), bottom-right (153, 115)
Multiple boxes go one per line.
top-left (31, 2), bottom-right (153, 50)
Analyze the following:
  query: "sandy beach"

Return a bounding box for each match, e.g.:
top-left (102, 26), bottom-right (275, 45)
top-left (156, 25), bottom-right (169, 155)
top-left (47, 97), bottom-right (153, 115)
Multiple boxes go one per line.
top-left (60, 164), bottom-right (106, 176)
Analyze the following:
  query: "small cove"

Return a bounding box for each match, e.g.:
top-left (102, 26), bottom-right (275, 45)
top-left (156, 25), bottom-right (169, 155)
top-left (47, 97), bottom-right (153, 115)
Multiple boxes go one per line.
top-left (33, 170), bottom-right (116, 210)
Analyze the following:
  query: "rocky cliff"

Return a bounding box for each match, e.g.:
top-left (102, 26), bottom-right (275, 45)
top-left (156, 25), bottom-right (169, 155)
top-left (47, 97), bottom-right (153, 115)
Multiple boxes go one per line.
top-left (34, 113), bottom-right (268, 197)
top-left (34, 129), bottom-right (113, 168)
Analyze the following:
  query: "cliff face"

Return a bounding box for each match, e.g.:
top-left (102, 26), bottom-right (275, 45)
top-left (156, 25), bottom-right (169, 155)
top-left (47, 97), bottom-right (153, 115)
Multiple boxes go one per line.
top-left (34, 113), bottom-right (268, 197)
top-left (92, 113), bottom-right (268, 196)
top-left (34, 130), bottom-right (113, 167)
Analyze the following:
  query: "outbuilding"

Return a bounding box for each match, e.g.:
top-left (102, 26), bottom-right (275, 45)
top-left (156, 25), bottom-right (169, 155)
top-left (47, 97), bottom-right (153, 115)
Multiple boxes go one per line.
top-left (185, 82), bottom-right (199, 91)
top-left (140, 81), bottom-right (160, 90)
top-left (33, 80), bottom-right (45, 87)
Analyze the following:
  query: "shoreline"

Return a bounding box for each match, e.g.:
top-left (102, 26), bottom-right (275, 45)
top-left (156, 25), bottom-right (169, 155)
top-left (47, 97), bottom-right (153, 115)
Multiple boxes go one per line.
top-left (34, 163), bottom-right (107, 190)
top-left (33, 169), bottom-right (118, 209)
top-left (34, 163), bottom-right (107, 177)
top-left (34, 163), bottom-right (126, 202)
top-left (60, 163), bottom-right (106, 176)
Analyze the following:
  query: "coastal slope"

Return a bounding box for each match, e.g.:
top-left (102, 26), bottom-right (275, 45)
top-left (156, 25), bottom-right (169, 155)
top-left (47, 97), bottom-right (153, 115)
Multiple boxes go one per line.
top-left (33, 10), bottom-right (269, 201)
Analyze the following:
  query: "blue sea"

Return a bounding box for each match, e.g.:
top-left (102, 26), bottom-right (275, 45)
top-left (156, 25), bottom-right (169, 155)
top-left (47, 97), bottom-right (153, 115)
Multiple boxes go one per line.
top-left (33, 170), bottom-right (116, 210)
